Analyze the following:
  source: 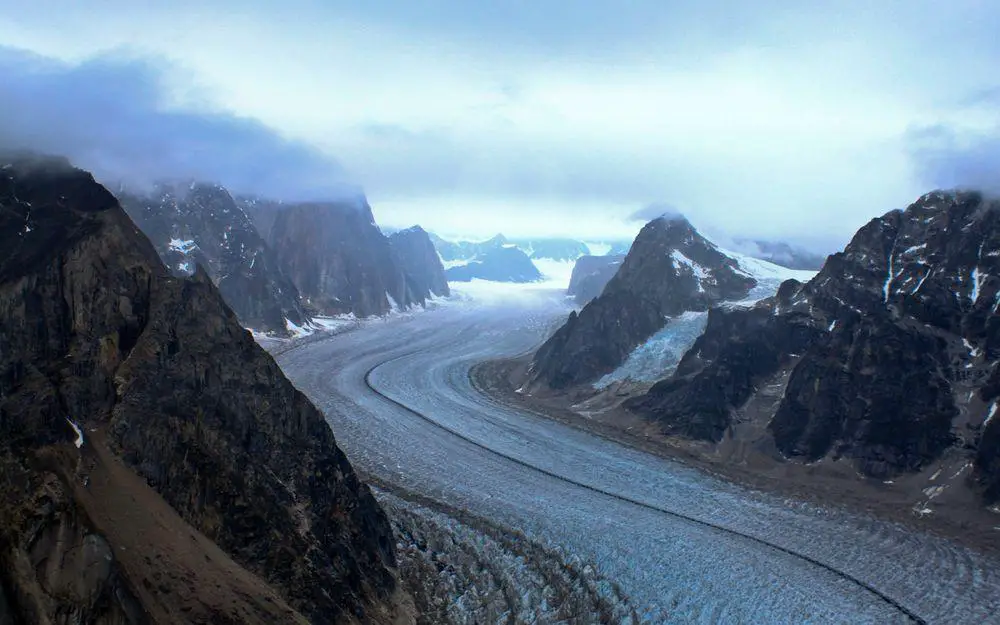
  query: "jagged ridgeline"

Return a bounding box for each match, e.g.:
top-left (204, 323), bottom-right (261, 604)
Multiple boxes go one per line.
top-left (119, 185), bottom-right (449, 336)
top-left (118, 182), bottom-right (309, 336)
top-left (531, 214), bottom-right (760, 388)
top-left (626, 191), bottom-right (1000, 495)
top-left (527, 190), bottom-right (1000, 499)
top-left (0, 155), bottom-right (407, 624)
top-left (252, 200), bottom-right (448, 317)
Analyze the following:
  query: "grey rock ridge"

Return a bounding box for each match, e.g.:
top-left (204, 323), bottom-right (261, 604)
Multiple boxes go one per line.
top-left (388, 226), bottom-right (450, 301)
top-left (119, 182), bottom-right (309, 335)
top-left (626, 190), bottom-right (1000, 492)
top-left (445, 246), bottom-right (543, 283)
top-left (567, 254), bottom-right (626, 304)
top-left (0, 155), bottom-right (401, 623)
top-left (266, 200), bottom-right (423, 317)
top-left (531, 214), bottom-right (757, 388)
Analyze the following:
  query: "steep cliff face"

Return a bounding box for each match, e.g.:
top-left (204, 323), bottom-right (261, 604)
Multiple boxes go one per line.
top-left (627, 190), bottom-right (1000, 490)
top-left (269, 201), bottom-right (420, 317)
top-left (531, 215), bottom-right (757, 389)
top-left (0, 156), bottom-right (400, 623)
top-left (238, 195), bottom-right (283, 242)
top-left (388, 226), bottom-right (450, 301)
top-left (119, 183), bottom-right (308, 335)
top-left (567, 255), bottom-right (625, 304)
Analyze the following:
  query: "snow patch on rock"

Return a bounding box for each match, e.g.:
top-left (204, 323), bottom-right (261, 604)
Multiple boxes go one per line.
top-left (66, 418), bottom-right (84, 448)
top-left (593, 246), bottom-right (818, 389)
top-left (168, 238), bottom-right (197, 254)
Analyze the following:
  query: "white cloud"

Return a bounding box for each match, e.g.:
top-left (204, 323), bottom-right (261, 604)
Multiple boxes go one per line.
top-left (1, 1), bottom-right (998, 247)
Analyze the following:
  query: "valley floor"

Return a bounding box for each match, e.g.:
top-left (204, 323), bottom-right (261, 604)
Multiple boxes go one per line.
top-left (271, 285), bottom-right (1000, 624)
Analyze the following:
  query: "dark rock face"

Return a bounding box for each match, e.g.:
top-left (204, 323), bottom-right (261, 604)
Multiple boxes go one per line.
top-left (389, 226), bottom-right (450, 300)
top-left (532, 216), bottom-right (757, 388)
top-left (625, 295), bottom-right (820, 441)
top-left (567, 254), bottom-right (625, 304)
top-left (269, 201), bottom-right (418, 317)
top-left (119, 183), bottom-right (308, 335)
top-left (0, 157), bottom-right (398, 623)
top-left (238, 195), bottom-right (283, 242)
top-left (770, 317), bottom-right (956, 476)
top-left (628, 190), bottom-right (1000, 488)
top-left (734, 239), bottom-right (826, 270)
top-left (445, 246), bottom-right (543, 283)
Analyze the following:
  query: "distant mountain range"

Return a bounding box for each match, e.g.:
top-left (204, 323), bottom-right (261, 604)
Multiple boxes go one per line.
top-left (430, 233), bottom-right (631, 263)
top-left (430, 230), bottom-right (825, 289)
top-left (119, 182), bottom-right (310, 335)
top-left (118, 182), bottom-right (448, 335)
top-left (430, 233), bottom-right (608, 263)
top-left (445, 245), bottom-right (543, 283)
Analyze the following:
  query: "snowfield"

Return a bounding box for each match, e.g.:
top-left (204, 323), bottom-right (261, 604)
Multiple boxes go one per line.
top-left (276, 289), bottom-right (1000, 624)
top-left (597, 250), bottom-right (817, 388)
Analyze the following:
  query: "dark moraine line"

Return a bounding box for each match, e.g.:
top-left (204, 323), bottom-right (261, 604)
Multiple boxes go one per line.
top-left (364, 348), bottom-right (928, 625)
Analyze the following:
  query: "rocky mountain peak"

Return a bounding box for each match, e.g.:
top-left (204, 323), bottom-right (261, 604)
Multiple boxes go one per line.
top-left (624, 189), bottom-right (1000, 501)
top-left (777, 188), bottom-right (1000, 334)
top-left (269, 200), bottom-right (419, 317)
top-left (603, 215), bottom-right (756, 313)
top-left (650, 211), bottom-right (693, 228)
top-left (530, 217), bottom-right (758, 389)
top-left (118, 180), bottom-right (309, 335)
top-left (389, 225), bottom-right (450, 300)
top-left (0, 156), bottom-right (401, 623)
top-left (485, 233), bottom-right (508, 246)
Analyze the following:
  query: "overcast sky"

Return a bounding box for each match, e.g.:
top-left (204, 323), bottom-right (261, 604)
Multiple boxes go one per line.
top-left (1, 1), bottom-right (998, 248)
